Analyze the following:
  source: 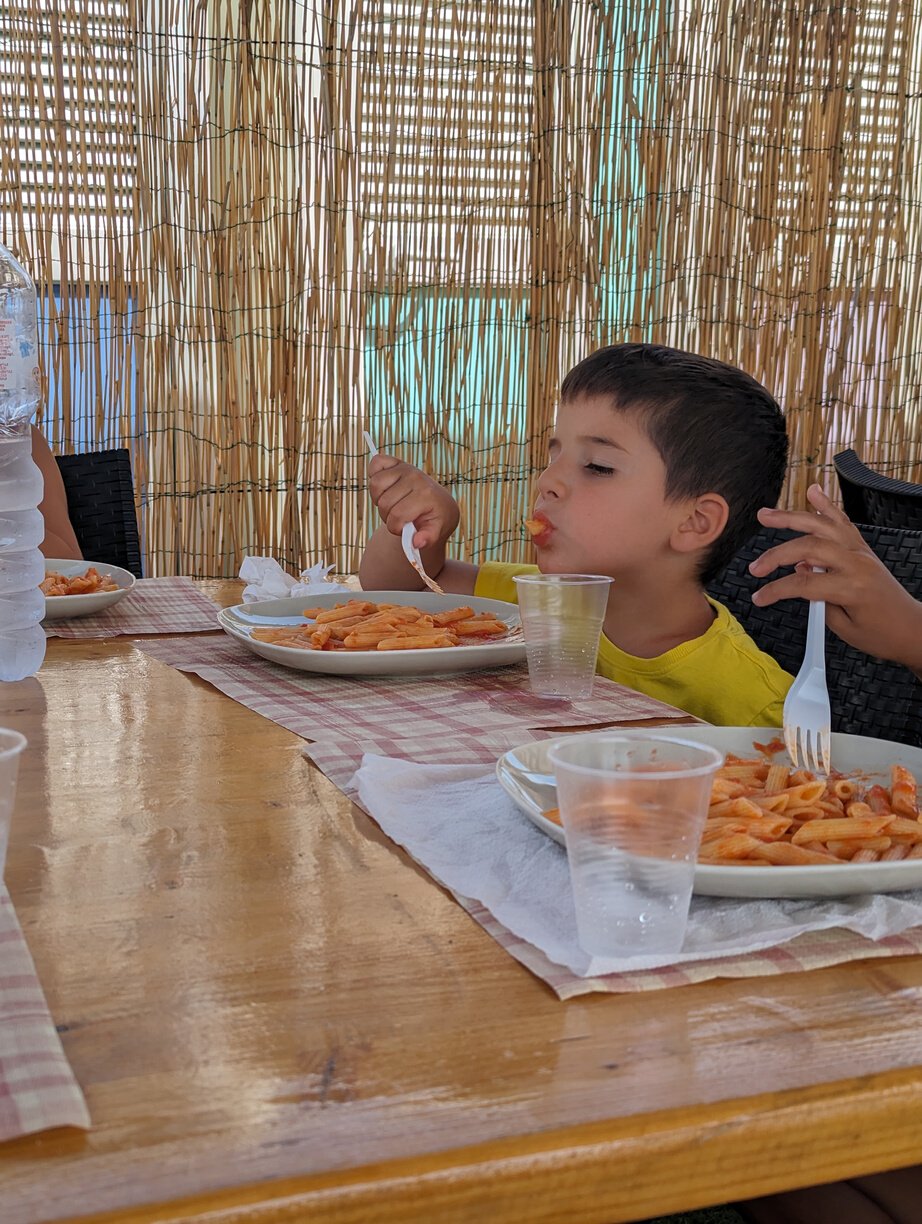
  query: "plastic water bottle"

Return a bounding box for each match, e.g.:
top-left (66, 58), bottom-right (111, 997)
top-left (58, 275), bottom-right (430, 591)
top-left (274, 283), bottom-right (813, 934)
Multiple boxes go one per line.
top-left (0, 242), bottom-right (46, 682)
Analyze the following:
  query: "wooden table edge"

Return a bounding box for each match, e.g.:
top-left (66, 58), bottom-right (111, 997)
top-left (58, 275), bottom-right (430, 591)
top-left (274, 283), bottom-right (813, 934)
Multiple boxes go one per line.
top-left (46, 1067), bottom-right (922, 1224)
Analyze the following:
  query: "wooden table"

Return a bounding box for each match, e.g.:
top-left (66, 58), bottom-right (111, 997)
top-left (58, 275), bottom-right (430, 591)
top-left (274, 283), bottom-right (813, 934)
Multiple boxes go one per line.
top-left (4, 581), bottom-right (922, 1224)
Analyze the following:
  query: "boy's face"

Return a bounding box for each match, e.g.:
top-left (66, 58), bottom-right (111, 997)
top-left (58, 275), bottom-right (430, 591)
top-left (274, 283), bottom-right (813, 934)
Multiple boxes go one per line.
top-left (532, 394), bottom-right (694, 580)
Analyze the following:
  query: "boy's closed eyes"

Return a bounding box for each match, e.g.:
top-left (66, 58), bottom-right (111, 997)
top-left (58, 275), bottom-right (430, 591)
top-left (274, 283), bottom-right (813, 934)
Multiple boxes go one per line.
top-left (546, 430), bottom-right (629, 479)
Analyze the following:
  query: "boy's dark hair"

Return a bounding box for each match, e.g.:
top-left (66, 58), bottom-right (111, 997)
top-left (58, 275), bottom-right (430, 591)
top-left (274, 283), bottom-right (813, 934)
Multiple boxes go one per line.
top-left (560, 343), bottom-right (788, 584)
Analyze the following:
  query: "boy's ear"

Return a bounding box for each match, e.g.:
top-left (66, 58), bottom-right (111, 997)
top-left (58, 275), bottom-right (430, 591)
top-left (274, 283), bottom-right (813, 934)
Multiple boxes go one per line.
top-left (671, 493), bottom-right (729, 556)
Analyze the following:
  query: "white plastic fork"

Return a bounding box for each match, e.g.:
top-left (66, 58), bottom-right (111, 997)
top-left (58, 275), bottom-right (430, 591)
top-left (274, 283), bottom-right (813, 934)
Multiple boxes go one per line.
top-left (362, 432), bottom-right (444, 595)
top-left (399, 521), bottom-right (445, 595)
top-left (782, 576), bottom-right (831, 775)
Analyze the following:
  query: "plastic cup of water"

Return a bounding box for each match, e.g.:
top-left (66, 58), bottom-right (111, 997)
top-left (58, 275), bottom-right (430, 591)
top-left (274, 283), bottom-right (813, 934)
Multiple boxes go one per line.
top-left (0, 727), bottom-right (26, 877)
top-left (548, 733), bottom-right (723, 958)
top-left (512, 573), bottom-right (613, 699)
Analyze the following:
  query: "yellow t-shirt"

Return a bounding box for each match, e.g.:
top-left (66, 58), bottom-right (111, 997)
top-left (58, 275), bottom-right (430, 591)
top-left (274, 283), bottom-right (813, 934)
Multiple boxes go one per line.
top-left (475, 561), bottom-right (793, 728)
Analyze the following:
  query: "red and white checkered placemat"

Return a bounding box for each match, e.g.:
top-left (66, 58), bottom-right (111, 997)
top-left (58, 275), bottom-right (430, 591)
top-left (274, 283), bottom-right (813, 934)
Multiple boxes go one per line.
top-left (0, 888), bottom-right (90, 1142)
top-left (463, 897), bottom-right (922, 998)
top-left (305, 735), bottom-right (922, 998)
top-left (133, 634), bottom-right (921, 999)
top-left (135, 633), bottom-right (690, 747)
top-left (45, 577), bottom-right (220, 639)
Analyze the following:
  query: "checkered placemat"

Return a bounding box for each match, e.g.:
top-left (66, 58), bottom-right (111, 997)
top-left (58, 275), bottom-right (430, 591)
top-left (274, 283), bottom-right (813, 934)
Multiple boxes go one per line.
top-left (335, 749), bottom-right (922, 999)
top-left (463, 896), bottom-right (922, 998)
top-left (45, 577), bottom-right (221, 639)
top-left (0, 888), bottom-right (90, 1141)
top-left (134, 633), bottom-right (691, 748)
top-left (137, 633), bottom-right (919, 1000)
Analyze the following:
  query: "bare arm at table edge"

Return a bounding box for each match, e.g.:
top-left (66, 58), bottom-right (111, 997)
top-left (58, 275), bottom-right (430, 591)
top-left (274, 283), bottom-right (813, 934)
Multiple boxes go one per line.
top-left (32, 426), bottom-right (83, 560)
top-left (358, 453), bottom-right (479, 595)
top-left (750, 483), bottom-right (922, 681)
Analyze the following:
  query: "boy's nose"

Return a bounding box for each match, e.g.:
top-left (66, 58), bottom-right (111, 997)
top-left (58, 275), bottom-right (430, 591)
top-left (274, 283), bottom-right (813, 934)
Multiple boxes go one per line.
top-left (536, 465), bottom-right (563, 500)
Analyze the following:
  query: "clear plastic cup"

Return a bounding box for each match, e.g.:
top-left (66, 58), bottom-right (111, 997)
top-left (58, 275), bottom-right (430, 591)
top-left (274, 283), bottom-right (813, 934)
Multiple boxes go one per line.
top-left (512, 573), bottom-right (613, 699)
top-left (548, 733), bottom-right (723, 957)
top-left (0, 727), bottom-right (26, 877)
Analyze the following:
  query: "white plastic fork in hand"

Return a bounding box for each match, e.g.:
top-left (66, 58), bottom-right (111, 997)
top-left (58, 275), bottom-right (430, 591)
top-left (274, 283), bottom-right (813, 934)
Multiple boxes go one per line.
top-left (400, 521), bottom-right (445, 595)
top-left (362, 432), bottom-right (445, 595)
top-left (782, 582), bottom-right (831, 775)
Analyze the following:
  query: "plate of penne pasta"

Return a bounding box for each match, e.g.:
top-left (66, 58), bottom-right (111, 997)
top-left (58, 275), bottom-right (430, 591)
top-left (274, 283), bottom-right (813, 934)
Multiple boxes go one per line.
top-left (496, 726), bottom-right (922, 897)
top-left (42, 559), bottom-right (136, 619)
top-left (219, 590), bottom-right (526, 676)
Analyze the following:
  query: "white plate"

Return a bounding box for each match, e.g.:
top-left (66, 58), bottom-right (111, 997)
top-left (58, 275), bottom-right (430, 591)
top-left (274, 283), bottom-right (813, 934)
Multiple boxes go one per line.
top-left (42, 559), bottom-right (137, 620)
top-left (496, 726), bottom-right (922, 898)
top-left (219, 590), bottom-right (526, 676)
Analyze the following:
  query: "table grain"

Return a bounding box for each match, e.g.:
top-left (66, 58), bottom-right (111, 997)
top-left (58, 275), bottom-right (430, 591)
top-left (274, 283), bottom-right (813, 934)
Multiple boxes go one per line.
top-left (3, 581), bottom-right (922, 1223)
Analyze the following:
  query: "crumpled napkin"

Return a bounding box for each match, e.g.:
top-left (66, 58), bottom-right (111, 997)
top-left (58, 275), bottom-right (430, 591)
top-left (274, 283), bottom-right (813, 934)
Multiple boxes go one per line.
top-left (239, 557), bottom-right (353, 603)
top-left (352, 754), bottom-right (922, 978)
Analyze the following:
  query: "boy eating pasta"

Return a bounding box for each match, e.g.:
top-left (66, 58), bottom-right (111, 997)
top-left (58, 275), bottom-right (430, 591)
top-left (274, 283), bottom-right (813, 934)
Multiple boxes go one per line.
top-left (359, 342), bottom-right (793, 726)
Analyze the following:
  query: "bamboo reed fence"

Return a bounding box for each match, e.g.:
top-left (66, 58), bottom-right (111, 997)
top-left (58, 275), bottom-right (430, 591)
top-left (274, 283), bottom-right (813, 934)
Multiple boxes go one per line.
top-left (1, 0), bottom-right (920, 576)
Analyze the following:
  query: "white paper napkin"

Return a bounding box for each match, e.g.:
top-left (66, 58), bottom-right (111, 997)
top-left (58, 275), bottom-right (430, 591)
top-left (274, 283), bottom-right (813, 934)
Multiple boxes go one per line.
top-left (238, 557), bottom-right (353, 603)
top-left (352, 754), bottom-right (922, 978)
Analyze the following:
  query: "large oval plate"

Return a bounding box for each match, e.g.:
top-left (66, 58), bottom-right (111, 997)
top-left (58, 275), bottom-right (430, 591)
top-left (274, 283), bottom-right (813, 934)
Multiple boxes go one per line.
top-left (43, 559), bottom-right (136, 620)
top-left (496, 726), bottom-right (922, 898)
top-left (219, 590), bottom-right (526, 676)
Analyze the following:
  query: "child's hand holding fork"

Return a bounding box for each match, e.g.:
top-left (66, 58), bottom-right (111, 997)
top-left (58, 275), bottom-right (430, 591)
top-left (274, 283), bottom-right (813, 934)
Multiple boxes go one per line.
top-left (367, 454), bottom-right (460, 550)
top-left (749, 484), bottom-right (922, 678)
top-left (360, 455), bottom-right (478, 595)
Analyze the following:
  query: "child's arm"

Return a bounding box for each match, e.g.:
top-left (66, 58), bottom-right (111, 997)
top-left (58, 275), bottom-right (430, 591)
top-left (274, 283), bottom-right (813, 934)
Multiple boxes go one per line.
top-left (31, 427), bottom-right (83, 560)
top-left (358, 454), bottom-right (479, 595)
top-left (749, 483), bottom-right (922, 679)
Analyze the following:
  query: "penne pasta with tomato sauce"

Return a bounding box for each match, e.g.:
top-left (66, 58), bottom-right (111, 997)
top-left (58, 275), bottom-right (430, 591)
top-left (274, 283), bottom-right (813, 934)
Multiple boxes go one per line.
top-left (42, 567), bottom-right (120, 596)
top-left (541, 749), bottom-right (922, 866)
top-left (250, 600), bottom-right (512, 652)
top-left (698, 752), bottom-right (922, 866)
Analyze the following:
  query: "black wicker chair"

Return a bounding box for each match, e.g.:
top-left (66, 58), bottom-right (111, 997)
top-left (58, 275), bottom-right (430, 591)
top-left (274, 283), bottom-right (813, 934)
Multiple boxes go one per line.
top-left (706, 522), bottom-right (922, 747)
top-left (833, 448), bottom-right (922, 531)
top-left (55, 448), bottom-right (143, 578)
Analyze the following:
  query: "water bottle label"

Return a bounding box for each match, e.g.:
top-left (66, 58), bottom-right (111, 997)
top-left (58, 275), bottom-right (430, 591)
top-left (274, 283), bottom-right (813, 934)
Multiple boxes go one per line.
top-left (0, 316), bottom-right (38, 397)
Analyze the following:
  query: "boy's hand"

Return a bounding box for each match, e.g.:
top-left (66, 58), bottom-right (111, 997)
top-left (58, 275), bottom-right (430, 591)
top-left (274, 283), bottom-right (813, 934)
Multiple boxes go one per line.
top-left (369, 454), bottom-right (460, 550)
top-left (749, 483), bottom-right (922, 674)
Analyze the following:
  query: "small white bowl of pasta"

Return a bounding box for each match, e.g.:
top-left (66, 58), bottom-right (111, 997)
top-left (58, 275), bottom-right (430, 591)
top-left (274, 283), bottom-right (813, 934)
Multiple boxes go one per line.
top-left (41, 559), bottom-right (136, 620)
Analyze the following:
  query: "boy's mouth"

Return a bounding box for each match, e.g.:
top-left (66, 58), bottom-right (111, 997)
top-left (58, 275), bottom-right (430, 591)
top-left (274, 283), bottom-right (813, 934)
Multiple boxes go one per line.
top-left (524, 511), bottom-right (554, 547)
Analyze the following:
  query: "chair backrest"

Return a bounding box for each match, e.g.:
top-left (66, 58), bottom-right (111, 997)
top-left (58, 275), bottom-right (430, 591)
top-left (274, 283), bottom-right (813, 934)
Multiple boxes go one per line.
top-left (706, 523), bottom-right (922, 747)
top-left (55, 448), bottom-right (143, 578)
top-left (834, 448), bottom-right (922, 531)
